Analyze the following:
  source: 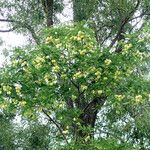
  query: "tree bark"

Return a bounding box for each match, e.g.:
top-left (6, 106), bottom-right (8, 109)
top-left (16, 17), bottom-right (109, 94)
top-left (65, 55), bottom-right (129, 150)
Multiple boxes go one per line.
top-left (75, 96), bottom-right (106, 140)
top-left (41, 0), bottom-right (54, 27)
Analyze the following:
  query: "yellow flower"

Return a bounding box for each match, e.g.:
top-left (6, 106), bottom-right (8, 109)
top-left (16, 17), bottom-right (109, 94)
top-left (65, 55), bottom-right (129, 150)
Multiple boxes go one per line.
top-left (62, 130), bottom-right (69, 134)
top-left (77, 36), bottom-right (82, 41)
top-left (124, 43), bottom-right (132, 50)
top-left (3, 85), bottom-right (12, 95)
top-left (103, 77), bottom-right (108, 80)
top-left (114, 70), bottom-right (121, 80)
top-left (19, 101), bottom-right (26, 106)
top-left (79, 50), bottom-right (86, 56)
top-left (104, 59), bottom-right (112, 65)
top-left (72, 95), bottom-right (77, 100)
top-left (55, 38), bottom-right (60, 44)
top-left (0, 103), bottom-right (7, 109)
top-left (97, 90), bottom-right (103, 95)
top-left (56, 43), bottom-right (62, 48)
top-left (95, 71), bottom-right (101, 76)
top-left (12, 60), bottom-right (18, 66)
top-left (44, 73), bottom-right (51, 84)
top-left (135, 95), bottom-right (142, 103)
top-left (73, 118), bottom-right (76, 121)
top-left (77, 31), bottom-right (85, 40)
top-left (89, 67), bottom-right (96, 72)
top-left (52, 65), bottom-right (60, 73)
top-left (115, 94), bottom-right (125, 101)
top-left (61, 74), bottom-right (67, 80)
top-left (58, 103), bottom-right (64, 108)
top-left (81, 85), bottom-right (88, 91)
top-left (73, 71), bottom-right (82, 79)
top-left (35, 56), bottom-right (45, 63)
top-left (51, 59), bottom-right (57, 64)
top-left (77, 31), bottom-right (84, 37)
top-left (148, 94), bottom-right (150, 101)
top-left (14, 83), bottom-right (22, 95)
top-left (45, 36), bottom-right (53, 44)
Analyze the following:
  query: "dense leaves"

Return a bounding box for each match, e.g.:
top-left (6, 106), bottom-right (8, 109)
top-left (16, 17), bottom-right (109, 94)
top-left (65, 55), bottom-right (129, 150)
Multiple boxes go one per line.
top-left (0, 22), bottom-right (149, 149)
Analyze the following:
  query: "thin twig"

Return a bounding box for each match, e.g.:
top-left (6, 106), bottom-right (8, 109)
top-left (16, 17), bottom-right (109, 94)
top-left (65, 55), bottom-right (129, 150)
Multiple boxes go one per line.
top-left (42, 108), bottom-right (69, 144)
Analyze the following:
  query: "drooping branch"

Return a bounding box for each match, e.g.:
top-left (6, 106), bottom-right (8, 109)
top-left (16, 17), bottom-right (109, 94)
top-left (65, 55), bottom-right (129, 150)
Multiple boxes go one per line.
top-left (0, 18), bottom-right (40, 44)
top-left (42, 109), bottom-right (69, 144)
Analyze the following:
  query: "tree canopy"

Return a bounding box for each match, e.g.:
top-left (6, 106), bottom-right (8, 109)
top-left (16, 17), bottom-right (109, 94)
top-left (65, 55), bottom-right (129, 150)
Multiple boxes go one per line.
top-left (0, 0), bottom-right (150, 149)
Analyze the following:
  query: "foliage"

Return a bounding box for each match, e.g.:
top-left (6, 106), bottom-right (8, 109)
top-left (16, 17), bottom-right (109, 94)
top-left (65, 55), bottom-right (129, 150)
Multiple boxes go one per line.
top-left (58, 139), bottom-right (139, 150)
top-left (0, 22), bottom-right (149, 149)
top-left (0, 112), bottom-right (16, 150)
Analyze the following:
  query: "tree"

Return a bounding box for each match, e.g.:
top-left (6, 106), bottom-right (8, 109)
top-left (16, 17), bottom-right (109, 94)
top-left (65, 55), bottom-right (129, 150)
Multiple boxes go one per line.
top-left (0, 0), bottom-right (63, 44)
top-left (0, 22), bottom-right (149, 149)
top-left (71, 0), bottom-right (150, 51)
top-left (0, 112), bottom-right (16, 150)
top-left (0, 0), bottom-right (150, 149)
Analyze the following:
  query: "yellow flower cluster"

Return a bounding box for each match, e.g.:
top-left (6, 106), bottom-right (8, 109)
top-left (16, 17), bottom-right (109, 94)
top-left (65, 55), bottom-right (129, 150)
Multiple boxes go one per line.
top-left (44, 73), bottom-right (51, 84)
top-left (79, 49), bottom-right (87, 56)
top-left (104, 59), bottom-right (112, 65)
top-left (73, 71), bottom-right (83, 79)
top-left (80, 85), bottom-right (88, 91)
top-left (133, 50), bottom-right (143, 60)
top-left (0, 103), bottom-right (7, 109)
top-left (70, 31), bottom-right (85, 41)
top-left (115, 94), bottom-right (125, 101)
top-left (76, 31), bottom-right (85, 41)
top-left (52, 65), bottom-right (60, 73)
top-left (97, 90), bottom-right (103, 95)
top-left (122, 43), bottom-right (132, 54)
top-left (45, 36), bottom-right (53, 44)
top-left (3, 85), bottom-right (12, 95)
top-left (44, 73), bottom-right (58, 86)
top-left (19, 101), bottom-right (26, 106)
top-left (33, 56), bottom-right (45, 69)
top-left (45, 36), bottom-right (62, 48)
top-left (51, 59), bottom-right (60, 73)
top-left (61, 74), bottom-right (67, 80)
top-left (95, 71), bottom-right (101, 81)
top-left (14, 83), bottom-right (22, 95)
top-left (135, 95), bottom-right (142, 104)
top-left (114, 70), bottom-right (121, 80)
top-left (126, 69), bottom-right (133, 77)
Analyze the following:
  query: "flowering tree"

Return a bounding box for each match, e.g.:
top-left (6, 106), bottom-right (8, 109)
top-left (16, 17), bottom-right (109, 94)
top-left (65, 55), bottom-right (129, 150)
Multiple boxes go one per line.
top-left (0, 23), bottom-right (150, 149)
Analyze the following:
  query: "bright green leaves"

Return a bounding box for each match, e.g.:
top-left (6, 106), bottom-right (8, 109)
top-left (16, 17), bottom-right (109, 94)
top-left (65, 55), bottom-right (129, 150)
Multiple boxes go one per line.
top-left (0, 23), bottom-right (149, 120)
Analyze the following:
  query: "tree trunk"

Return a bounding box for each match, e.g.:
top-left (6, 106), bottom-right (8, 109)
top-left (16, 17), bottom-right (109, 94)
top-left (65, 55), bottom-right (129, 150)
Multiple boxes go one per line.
top-left (41, 0), bottom-right (54, 27)
top-left (75, 96), bottom-right (106, 141)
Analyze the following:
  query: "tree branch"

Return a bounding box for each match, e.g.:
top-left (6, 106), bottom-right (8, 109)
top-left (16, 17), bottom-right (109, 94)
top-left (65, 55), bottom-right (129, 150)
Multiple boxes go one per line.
top-left (109, 0), bottom-right (141, 49)
top-left (0, 18), bottom-right (15, 22)
top-left (0, 18), bottom-right (40, 44)
top-left (42, 108), bottom-right (69, 144)
top-left (0, 27), bottom-right (17, 33)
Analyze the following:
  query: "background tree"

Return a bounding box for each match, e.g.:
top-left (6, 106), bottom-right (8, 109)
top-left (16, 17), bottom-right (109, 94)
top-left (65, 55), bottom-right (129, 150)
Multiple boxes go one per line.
top-left (0, 111), bottom-right (16, 150)
top-left (0, 0), bottom-right (63, 44)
